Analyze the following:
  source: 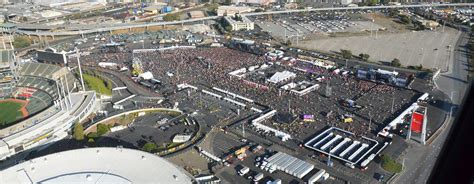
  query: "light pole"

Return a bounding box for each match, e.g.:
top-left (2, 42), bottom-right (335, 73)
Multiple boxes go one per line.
top-left (368, 112), bottom-right (372, 133)
top-left (242, 121), bottom-right (245, 138)
top-left (446, 45), bottom-right (451, 72)
top-left (370, 19), bottom-right (374, 37)
top-left (76, 50), bottom-right (86, 92)
top-left (402, 157), bottom-right (405, 170)
top-left (391, 94), bottom-right (395, 113)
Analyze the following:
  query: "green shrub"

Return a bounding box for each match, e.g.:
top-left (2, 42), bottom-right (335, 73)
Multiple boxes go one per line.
top-left (13, 36), bottom-right (31, 48)
top-left (73, 123), bottom-right (85, 141)
top-left (96, 124), bottom-right (110, 136)
top-left (142, 142), bottom-right (158, 153)
top-left (87, 132), bottom-right (98, 139)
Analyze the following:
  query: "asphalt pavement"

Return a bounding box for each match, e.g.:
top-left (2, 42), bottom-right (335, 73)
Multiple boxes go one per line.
top-left (393, 26), bottom-right (470, 184)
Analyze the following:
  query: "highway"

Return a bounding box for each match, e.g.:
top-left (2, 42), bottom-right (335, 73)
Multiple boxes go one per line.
top-left (13, 3), bottom-right (474, 36)
top-left (393, 26), bottom-right (470, 184)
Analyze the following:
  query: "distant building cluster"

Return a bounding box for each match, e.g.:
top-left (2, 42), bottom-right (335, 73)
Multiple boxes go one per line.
top-left (224, 15), bottom-right (255, 31)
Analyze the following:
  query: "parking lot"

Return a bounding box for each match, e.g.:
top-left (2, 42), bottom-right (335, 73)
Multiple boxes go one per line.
top-left (300, 27), bottom-right (460, 70)
top-left (253, 12), bottom-right (382, 41)
top-left (99, 112), bottom-right (197, 149)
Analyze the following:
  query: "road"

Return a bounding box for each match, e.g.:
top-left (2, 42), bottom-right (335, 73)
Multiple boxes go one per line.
top-left (394, 26), bottom-right (470, 184)
top-left (13, 3), bottom-right (474, 36)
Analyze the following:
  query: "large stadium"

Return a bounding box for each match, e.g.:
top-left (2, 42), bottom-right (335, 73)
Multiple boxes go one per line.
top-left (0, 43), bottom-right (99, 160)
top-left (0, 147), bottom-right (193, 183)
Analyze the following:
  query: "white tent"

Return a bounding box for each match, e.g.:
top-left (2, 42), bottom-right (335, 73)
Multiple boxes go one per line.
top-left (268, 71), bottom-right (296, 84)
top-left (139, 71), bottom-right (154, 80)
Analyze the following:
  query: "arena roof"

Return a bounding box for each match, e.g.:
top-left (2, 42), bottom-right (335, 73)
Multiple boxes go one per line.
top-left (0, 147), bottom-right (194, 184)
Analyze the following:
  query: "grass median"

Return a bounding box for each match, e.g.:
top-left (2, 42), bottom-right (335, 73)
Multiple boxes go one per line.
top-left (82, 73), bottom-right (112, 96)
top-left (381, 155), bottom-right (403, 173)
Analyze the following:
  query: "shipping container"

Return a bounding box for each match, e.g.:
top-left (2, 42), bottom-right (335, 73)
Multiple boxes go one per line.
top-left (161, 6), bottom-right (173, 13)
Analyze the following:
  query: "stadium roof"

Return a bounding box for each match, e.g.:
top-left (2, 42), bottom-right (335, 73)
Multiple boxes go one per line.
top-left (0, 147), bottom-right (194, 184)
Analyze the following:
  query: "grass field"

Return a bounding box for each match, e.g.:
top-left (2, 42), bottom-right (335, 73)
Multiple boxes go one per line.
top-left (83, 73), bottom-right (112, 96)
top-left (0, 101), bottom-right (25, 127)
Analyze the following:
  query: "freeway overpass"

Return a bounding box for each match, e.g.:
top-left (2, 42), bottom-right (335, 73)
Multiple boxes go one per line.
top-left (13, 3), bottom-right (474, 37)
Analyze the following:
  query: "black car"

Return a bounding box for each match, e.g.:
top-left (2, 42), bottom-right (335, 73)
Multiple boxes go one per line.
top-left (374, 173), bottom-right (384, 182)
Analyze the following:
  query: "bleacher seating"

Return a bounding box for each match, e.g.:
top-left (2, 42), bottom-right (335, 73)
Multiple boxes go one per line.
top-left (18, 62), bottom-right (77, 100)
top-left (17, 76), bottom-right (59, 99)
top-left (25, 90), bottom-right (53, 115)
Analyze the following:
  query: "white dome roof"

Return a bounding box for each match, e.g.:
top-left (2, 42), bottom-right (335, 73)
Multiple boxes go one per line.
top-left (0, 148), bottom-right (193, 184)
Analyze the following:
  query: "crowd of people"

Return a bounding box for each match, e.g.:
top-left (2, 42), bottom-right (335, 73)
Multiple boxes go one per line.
top-left (137, 47), bottom-right (264, 86)
top-left (76, 45), bottom-right (420, 140)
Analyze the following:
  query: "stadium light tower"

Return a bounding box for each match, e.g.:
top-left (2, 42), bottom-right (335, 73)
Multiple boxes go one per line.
top-left (76, 50), bottom-right (86, 92)
top-left (56, 81), bottom-right (64, 111)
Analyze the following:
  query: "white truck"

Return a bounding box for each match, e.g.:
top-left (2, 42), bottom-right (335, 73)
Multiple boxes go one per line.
top-left (260, 161), bottom-right (268, 169)
top-left (238, 166), bottom-right (250, 176)
top-left (268, 165), bottom-right (277, 173)
top-left (253, 173), bottom-right (264, 182)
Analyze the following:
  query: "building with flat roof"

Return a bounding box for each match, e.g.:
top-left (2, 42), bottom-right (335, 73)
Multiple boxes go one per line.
top-left (224, 15), bottom-right (254, 31)
top-left (234, 0), bottom-right (275, 6)
top-left (143, 5), bottom-right (163, 15)
top-left (189, 10), bottom-right (205, 19)
top-left (217, 6), bottom-right (252, 16)
top-left (0, 147), bottom-right (194, 183)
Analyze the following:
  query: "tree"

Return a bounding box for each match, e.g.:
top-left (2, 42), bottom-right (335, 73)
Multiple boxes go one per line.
top-left (340, 49), bottom-right (352, 59)
top-left (207, 3), bottom-right (219, 15)
top-left (96, 124), bottom-right (110, 136)
top-left (225, 25), bottom-right (233, 32)
top-left (13, 36), bottom-right (31, 48)
top-left (73, 123), bottom-right (85, 141)
top-left (367, 0), bottom-right (379, 6)
top-left (359, 53), bottom-right (370, 61)
top-left (400, 15), bottom-right (411, 24)
top-left (87, 132), bottom-right (98, 139)
top-left (142, 142), bottom-right (158, 153)
top-left (391, 58), bottom-right (401, 67)
top-left (286, 39), bottom-right (292, 46)
top-left (417, 64), bottom-right (423, 70)
top-left (163, 13), bottom-right (179, 22)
